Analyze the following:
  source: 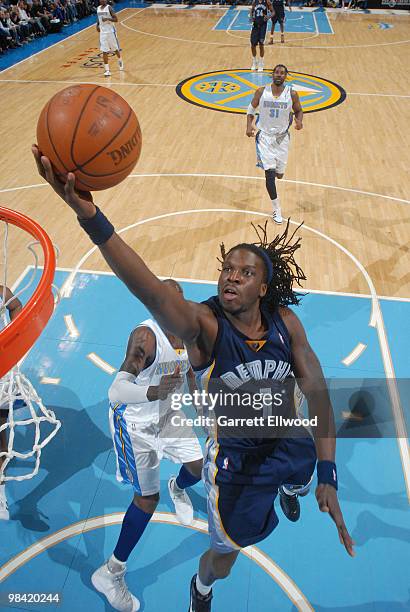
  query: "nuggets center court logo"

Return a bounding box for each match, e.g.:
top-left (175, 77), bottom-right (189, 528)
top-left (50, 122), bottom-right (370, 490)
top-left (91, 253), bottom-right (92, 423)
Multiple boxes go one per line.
top-left (176, 70), bottom-right (346, 114)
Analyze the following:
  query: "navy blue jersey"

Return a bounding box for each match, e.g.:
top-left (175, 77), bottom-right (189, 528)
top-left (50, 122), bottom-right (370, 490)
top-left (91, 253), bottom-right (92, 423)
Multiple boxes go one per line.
top-left (194, 297), bottom-right (296, 453)
top-left (253, 0), bottom-right (269, 25)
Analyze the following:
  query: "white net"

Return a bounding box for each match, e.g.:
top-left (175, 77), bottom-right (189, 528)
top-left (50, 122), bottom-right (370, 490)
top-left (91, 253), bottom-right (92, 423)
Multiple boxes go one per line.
top-left (0, 367), bottom-right (61, 483)
top-left (0, 213), bottom-right (61, 484)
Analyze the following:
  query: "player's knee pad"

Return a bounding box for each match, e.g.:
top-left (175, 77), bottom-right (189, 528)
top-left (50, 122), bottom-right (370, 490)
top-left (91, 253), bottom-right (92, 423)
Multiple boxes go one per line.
top-left (265, 169), bottom-right (277, 200)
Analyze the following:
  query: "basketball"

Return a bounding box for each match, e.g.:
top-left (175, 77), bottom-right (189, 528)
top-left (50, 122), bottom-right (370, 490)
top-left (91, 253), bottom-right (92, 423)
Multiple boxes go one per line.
top-left (36, 84), bottom-right (142, 191)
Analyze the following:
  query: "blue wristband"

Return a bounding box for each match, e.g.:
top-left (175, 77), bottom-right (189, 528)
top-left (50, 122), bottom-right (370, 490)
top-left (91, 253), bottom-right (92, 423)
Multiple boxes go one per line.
top-left (78, 206), bottom-right (114, 245)
top-left (317, 460), bottom-right (338, 490)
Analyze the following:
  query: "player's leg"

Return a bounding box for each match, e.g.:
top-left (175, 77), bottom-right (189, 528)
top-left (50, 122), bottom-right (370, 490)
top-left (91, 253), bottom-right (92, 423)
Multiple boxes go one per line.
top-left (189, 548), bottom-right (239, 610)
top-left (113, 30), bottom-right (123, 71)
top-left (258, 23), bottom-right (267, 70)
top-left (0, 412), bottom-right (9, 520)
top-left (162, 425), bottom-right (203, 526)
top-left (277, 436), bottom-right (317, 522)
top-left (102, 51), bottom-right (111, 77)
top-left (250, 26), bottom-right (258, 70)
top-left (189, 441), bottom-right (281, 610)
top-left (279, 18), bottom-right (285, 43)
top-left (92, 412), bottom-right (162, 611)
top-left (92, 490), bottom-right (157, 612)
top-left (269, 15), bottom-right (277, 44)
top-left (265, 168), bottom-right (283, 223)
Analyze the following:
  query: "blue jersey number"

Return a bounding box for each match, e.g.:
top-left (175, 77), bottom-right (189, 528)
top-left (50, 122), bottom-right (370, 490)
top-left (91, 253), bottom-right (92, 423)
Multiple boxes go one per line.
top-left (270, 108), bottom-right (280, 119)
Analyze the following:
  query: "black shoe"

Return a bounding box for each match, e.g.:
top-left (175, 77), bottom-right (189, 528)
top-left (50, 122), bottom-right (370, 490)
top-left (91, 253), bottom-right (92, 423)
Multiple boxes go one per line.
top-left (279, 486), bottom-right (300, 522)
top-left (189, 574), bottom-right (213, 612)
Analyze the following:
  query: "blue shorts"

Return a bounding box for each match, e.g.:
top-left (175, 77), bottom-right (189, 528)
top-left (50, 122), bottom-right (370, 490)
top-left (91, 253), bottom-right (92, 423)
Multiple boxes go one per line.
top-left (203, 436), bottom-right (316, 552)
top-left (251, 22), bottom-right (268, 46)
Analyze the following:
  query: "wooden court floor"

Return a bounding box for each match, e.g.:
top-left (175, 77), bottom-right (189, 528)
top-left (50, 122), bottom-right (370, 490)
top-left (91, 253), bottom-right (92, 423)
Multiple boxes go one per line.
top-left (0, 5), bottom-right (409, 298)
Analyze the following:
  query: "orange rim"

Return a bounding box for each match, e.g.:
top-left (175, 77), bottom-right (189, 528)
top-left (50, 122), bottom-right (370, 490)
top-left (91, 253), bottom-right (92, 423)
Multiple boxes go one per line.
top-left (0, 206), bottom-right (56, 377)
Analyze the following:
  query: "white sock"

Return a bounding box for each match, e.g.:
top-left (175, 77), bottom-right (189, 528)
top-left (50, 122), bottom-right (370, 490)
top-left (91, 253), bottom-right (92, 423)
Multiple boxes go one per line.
top-left (272, 197), bottom-right (280, 210)
top-left (107, 554), bottom-right (126, 574)
top-left (104, 63), bottom-right (109, 71)
top-left (196, 574), bottom-right (212, 597)
top-left (0, 484), bottom-right (5, 496)
top-left (259, 58), bottom-right (264, 65)
top-left (118, 59), bottom-right (123, 67)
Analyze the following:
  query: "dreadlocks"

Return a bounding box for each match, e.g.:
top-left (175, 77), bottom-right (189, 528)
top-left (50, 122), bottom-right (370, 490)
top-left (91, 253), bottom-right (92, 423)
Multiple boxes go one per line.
top-left (219, 219), bottom-right (306, 312)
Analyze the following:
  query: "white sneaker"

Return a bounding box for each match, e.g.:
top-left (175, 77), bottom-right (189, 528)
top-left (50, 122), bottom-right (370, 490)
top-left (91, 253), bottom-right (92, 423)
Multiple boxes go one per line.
top-left (168, 476), bottom-right (194, 526)
top-left (257, 61), bottom-right (264, 72)
top-left (91, 562), bottom-right (140, 612)
top-left (0, 485), bottom-right (9, 520)
top-left (251, 61), bottom-right (257, 71)
top-left (272, 205), bottom-right (283, 224)
top-left (104, 70), bottom-right (111, 77)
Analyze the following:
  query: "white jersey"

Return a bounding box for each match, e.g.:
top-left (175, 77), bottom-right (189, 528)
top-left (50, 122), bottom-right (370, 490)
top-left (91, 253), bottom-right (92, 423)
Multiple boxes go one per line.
top-left (109, 318), bottom-right (190, 423)
top-left (97, 4), bottom-right (115, 34)
top-left (257, 84), bottom-right (293, 136)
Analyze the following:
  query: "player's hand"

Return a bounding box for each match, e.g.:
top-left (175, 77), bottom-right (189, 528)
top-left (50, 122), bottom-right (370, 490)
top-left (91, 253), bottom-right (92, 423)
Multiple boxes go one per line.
top-left (32, 145), bottom-right (96, 219)
top-left (157, 364), bottom-right (183, 400)
top-left (315, 484), bottom-right (355, 557)
top-left (246, 127), bottom-right (256, 137)
top-left (294, 120), bottom-right (303, 130)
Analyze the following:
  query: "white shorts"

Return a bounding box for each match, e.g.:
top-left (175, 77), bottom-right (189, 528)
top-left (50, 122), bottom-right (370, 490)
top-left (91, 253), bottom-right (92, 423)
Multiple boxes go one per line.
top-left (100, 30), bottom-right (120, 53)
top-left (110, 406), bottom-right (203, 496)
top-left (256, 130), bottom-right (290, 174)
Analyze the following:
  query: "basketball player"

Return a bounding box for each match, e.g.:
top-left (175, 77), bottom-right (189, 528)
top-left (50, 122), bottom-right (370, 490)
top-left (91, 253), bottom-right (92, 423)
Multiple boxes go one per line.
top-left (269, 0), bottom-right (290, 45)
top-left (0, 285), bottom-right (22, 520)
top-left (91, 279), bottom-right (204, 612)
top-left (32, 146), bottom-right (355, 612)
top-left (246, 64), bottom-right (303, 224)
top-left (250, 0), bottom-right (273, 72)
top-left (96, 0), bottom-right (123, 77)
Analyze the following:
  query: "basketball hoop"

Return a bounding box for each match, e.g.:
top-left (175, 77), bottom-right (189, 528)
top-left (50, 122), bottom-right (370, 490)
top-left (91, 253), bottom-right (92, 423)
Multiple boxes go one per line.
top-left (0, 206), bottom-right (60, 484)
top-left (0, 206), bottom-right (56, 378)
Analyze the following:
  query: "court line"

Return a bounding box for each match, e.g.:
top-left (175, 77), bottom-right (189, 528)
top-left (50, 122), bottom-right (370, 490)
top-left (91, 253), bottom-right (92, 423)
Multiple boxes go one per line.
top-left (1, 174), bottom-right (408, 205)
top-left (56, 202), bottom-right (410, 502)
top-left (0, 77), bottom-right (408, 100)
top-left (342, 342), bottom-right (367, 366)
top-left (212, 8), bottom-right (230, 31)
top-left (0, 512), bottom-right (313, 611)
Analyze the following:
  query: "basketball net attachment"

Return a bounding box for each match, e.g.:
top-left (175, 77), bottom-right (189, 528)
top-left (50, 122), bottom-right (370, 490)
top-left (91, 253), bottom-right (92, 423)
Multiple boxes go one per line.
top-left (0, 206), bottom-right (61, 484)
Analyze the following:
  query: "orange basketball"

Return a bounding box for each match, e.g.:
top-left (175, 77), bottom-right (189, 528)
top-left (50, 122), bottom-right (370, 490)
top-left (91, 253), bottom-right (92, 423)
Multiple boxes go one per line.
top-left (36, 84), bottom-right (142, 191)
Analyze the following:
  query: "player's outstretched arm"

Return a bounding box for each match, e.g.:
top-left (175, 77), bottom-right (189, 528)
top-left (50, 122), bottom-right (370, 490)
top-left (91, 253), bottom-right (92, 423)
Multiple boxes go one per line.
top-left (31, 145), bottom-right (208, 345)
top-left (291, 90), bottom-right (303, 130)
top-left (280, 306), bottom-right (355, 557)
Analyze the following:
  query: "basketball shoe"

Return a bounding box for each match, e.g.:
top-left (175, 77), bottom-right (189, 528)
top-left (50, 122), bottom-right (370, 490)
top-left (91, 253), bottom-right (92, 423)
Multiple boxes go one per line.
top-left (91, 561), bottom-right (140, 612)
top-left (189, 575), bottom-right (213, 612)
top-left (272, 202), bottom-right (283, 224)
top-left (279, 485), bottom-right (310, 522)
top-left (168, 476), bottom-right (194, 525)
